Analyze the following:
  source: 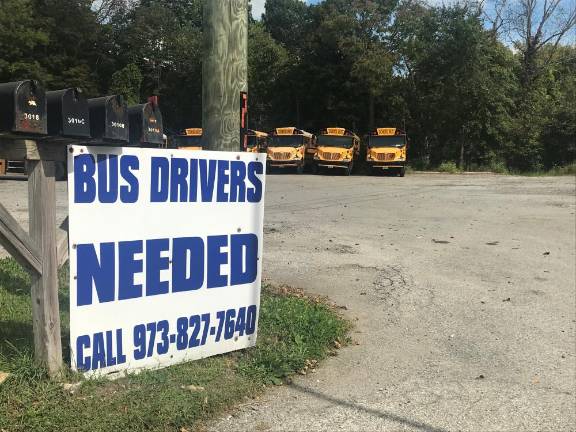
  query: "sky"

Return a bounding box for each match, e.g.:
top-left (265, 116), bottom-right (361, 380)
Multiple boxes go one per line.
top-left (250, 0), bottom-right (457, 19)
top-left (251, 0), bottom-right (319, 20)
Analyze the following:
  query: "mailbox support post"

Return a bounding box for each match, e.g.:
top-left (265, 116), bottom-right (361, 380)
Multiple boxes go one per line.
top-left (202, 0), bottom-right (248, 151)
top-left (28, 159), bottom-right (63, 376)
top-left (0, 139), bottom-right (66, 377)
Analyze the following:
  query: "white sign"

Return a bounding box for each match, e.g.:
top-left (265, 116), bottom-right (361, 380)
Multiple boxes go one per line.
top-left (67, 145), bottom-right (266, 376)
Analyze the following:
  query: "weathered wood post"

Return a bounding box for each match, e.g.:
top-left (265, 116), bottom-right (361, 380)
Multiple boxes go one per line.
top-left (27, 159), bottom-right (62, 375)
top-left (202, 0), bottom-right (248, 151)
top-left (0, 139), bottom-right (67, 377)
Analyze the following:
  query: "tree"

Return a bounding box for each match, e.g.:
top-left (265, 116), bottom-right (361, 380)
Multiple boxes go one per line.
top-left (30, 0), bottom-right (102, 95)
top-left (0, 0), bottom-right (49, 82)
top-left (109, 64), bottom-right (143, 104)
top-left (392, 2), bottom-right (516, 168)
top-left (248, 22), bottom-right (290, 129)
top-left (510, 0), bottom-right (576, 88)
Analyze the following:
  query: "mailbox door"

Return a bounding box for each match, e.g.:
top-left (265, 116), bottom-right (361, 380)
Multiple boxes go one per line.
top-left (15, 80), bottom-right (46, 134)
top-left (105, 95), bottom-right (128, 142)
top-left (47, 88), bottom-right (90, 138)
top-left (142, 103), bottom-right (163, 145)
top-left (129, 103), bottom-right (163, 146)
top-left (88, 95), bottom-right (128, 143)
top-left (0, 80), bottom-right (47, 135)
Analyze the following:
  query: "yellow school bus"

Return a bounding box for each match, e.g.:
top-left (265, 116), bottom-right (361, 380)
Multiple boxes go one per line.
top-left (366, 128), bottom-right (407, 176)
top-left (246, 129), bottom-right (268, 153)
top-left (171, 128), bottom-right (203, 150)
top-left (267, 126), bottom-right (316, 174)
top-left (314, 127), bottom-right (360, 175)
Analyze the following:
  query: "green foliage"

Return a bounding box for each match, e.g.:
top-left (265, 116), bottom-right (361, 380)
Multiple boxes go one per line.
top-left (109, 64), bottom-right (143, 105)
top-left (0, 259), bottom-right (349, 431)
top-left (238, 287), bottom-right (349, 383)
top-left (0, 0), bottom-right (49, 82)
top-left (437, 161), bottom-right (461, 173)
top-left (248, 22), bottom-right (290, 129)
top-left (0, 0), bottom-right (573, 170)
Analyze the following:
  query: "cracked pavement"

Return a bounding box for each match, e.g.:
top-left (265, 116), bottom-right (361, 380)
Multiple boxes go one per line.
top-left (208, 173), bottom-right (576, 431)
top-left (0, 173), bottom-right (574, 431)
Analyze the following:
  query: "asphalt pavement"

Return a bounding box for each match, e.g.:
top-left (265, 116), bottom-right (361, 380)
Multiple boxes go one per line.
top-left (0, 172), bottom-right (574, 431)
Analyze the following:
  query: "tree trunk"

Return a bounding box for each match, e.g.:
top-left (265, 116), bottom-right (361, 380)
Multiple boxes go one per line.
top-left (459, 141), bottom-right (465, 170)
top-left (202, 0), bottom-right (248, 151)
top-left (368, 92), bottom-right (375, 132)
top-left (295, 97), bottom-right (300, 127)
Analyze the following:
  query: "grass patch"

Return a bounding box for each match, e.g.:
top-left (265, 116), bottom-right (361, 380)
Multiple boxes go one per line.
top-left (437, 161), bottom-right (461, 174)
top-left (516, 162), bottom-right (576, 176)
top-left (0, 258), bottom-right (349, 431)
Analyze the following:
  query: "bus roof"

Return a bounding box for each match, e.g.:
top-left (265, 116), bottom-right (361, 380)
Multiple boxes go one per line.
top-left (248, 129), bottom-right (268, 137)
top-left (273, 126), bottom-right (314, 139)
top-left (184, 128), bottom-right (202, 136)
top-left (321, 127), bottom-right (359, 140)
top-left (372, 127), bottom-right (406, 136)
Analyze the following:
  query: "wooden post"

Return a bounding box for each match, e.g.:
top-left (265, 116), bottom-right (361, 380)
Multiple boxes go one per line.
top-left (0, 140), bottom-right (70, 376)
top-left (202, 0), bottom-right (248, 151)
top-left (27, 159), bottom-right (62, 376)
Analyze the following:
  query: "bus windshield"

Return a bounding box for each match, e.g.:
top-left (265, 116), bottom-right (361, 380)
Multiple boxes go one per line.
top-left (268, 135), bottom-right (303, 147)
top-left (247, 135), bottom-right (258, 148)
top-left (317, 135), bottom-right (354, 148)
top-left (369, 136), bottom-right (405, 148)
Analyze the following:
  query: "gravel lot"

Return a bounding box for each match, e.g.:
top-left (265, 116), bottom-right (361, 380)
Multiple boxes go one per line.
top-left (1, 172), bottom-right (575, 431)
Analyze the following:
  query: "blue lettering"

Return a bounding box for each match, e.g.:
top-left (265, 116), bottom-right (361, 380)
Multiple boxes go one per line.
top-left (189, 159), bottom-right (198, 202)
top-left (231, 234), bottom-right (258, 285)
top-left (170, 157), bottom-right (189, 202)
top-left (230, 161), bottom-right (246, 202)
top-left (199, 159), bottom-right (217, 201)
top-left (247, 161), bottom-right (263, 203)
top-left (207, 235), bottom-right (228, 288)
top-left (96, 154), bottom-right (118, 203)
top-left (92, 332), bottom-right (106, 370)
top-left (151, 157), bottom-right (169, 202)
top-left (217, 160), bottom-right (229, 202)
top-left (74, 154), bottom-right (96, 203)
top-left (118, 240), bottom-right (143, 300)
top-left (146, 238), bottom-right (169, 296)
top-left (76, 335), bottom-right (91, 371)
top-left (172, 237), bottom-right (204, 292)
top-left (120, 155), bottom-right (139, 203)
top-left (116, 329), bottom-right (126, 364)
top-left (77, 242), bottom-right (115, 306)
top-left (105, 330), bottom-right (116, 367)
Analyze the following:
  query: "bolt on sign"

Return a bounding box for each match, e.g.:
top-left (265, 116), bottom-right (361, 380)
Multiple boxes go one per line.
top-left (67, 145), bottom-right (266, 376)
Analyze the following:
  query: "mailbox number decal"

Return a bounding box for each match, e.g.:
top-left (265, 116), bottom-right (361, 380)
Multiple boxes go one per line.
top-left (23, 113), bottom-right (40, 121)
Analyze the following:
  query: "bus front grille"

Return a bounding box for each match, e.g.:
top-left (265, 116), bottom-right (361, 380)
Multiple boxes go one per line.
top-left (376, 153), bottom-right (395, 161)
top-left (321, 152), bottom-right (341, 161)
top-left (273, 152), bottom-right (292, 160)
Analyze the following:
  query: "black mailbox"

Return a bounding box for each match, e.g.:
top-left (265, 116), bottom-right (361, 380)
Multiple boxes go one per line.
top-left (87, 95), bottom-right (129, 143)
top-left (128, 102), bottom-right (164, 147)
top-left (46, 88), bottom-right (90, 138)
top-left (0, 80), bottom-right (47, 135)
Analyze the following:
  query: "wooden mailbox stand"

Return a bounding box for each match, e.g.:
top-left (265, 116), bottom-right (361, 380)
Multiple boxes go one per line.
top-left (0, 138), bottom-right (68, 376)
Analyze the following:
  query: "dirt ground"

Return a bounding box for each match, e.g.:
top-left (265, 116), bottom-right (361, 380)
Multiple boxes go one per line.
top-left (1, 173), bottom-right (575, 431)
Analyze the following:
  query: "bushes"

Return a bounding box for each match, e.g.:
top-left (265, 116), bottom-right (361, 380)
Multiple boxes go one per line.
top-left (437, 161), bottom-right (461, 173)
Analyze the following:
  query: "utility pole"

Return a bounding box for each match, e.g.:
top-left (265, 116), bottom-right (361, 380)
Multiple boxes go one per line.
top-left (202, 0), bottom-right (248, 151)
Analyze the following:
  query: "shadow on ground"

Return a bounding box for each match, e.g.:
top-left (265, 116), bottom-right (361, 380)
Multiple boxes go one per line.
top-left (290, 382), bottom-right (449, 432)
